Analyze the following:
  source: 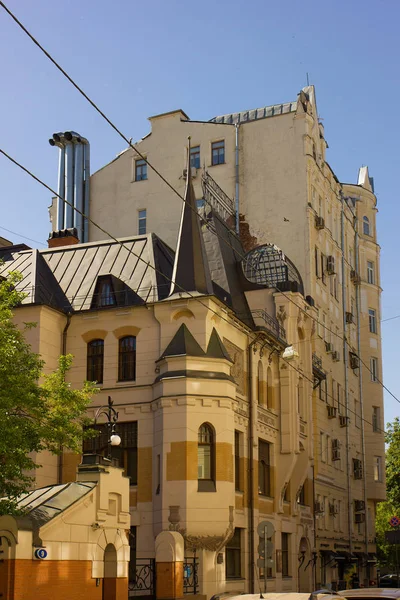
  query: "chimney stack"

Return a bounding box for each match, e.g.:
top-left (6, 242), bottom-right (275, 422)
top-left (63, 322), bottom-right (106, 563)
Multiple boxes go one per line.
top-left (48, 227), bottom-right (79, 249)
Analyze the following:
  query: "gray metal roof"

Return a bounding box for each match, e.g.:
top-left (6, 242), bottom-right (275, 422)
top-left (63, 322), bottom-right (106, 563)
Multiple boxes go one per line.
top-left (15, 481), bottom-right (96, 530)
top-left (209, 101), bottom-right (297, 125)
top-left (0, 234), bottom-right (174, 312)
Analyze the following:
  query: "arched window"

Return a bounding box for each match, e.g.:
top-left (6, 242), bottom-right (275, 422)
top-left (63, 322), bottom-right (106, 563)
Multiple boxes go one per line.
top-left (363, 216), bottom-right (370, 236)
top-left (198, 423), bottom-right (215, 491)
top-left (267, 367), bottom-right (273, 409)
top-left (258, 361), bottom-right (264, 405)
top-left (118, 336), bottom-right (136, 381)
top-left (87, 339), bottom-right (104, 383)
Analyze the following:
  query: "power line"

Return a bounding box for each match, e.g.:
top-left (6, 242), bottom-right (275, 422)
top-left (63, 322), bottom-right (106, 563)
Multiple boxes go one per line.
top-left (0, 147), bottom-right (390, 435)
top-left (1, 0), bottom-right (393, 401)
top-left (0, 225), bottom-right (44, 246)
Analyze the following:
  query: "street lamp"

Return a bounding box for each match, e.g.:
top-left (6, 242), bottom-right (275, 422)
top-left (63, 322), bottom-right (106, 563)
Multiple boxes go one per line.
top-left (94, 396), bottom-right (121, 459)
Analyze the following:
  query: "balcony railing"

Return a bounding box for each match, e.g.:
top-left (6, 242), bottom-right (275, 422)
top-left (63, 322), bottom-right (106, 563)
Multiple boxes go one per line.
top-left (251, 309), bottom-right (286, 342)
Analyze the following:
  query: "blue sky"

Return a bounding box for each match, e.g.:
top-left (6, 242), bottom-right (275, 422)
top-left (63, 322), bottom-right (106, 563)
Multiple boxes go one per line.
top-left (0, 0), bottom-right (399, 425)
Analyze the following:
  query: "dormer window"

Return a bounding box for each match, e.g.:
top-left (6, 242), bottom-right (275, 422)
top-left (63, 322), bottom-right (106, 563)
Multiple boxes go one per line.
top-left (97, 277), bottom-right (116, 307)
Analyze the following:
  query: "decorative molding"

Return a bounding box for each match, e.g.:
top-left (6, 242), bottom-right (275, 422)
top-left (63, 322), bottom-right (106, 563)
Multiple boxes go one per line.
top-left (169, 506), bottom-right (235, 552)
top-left (223, 339), bottom-right (245, 395)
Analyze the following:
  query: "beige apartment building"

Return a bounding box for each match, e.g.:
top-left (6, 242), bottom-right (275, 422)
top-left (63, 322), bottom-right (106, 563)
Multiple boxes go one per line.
top-left (48, 85), bottom-right (385, 590)
top-left (5, 85), bottom-right (383, 595)
top-left (3, 170), bottom-right (318, 597)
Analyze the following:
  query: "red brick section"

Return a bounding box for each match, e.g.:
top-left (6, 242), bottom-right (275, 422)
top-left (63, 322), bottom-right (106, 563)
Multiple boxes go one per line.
top-left (0, 559), bottom-right (128, 600)
top-left (156, 561), bottom-right (183, 600)
top-left (48, 234), bottom-right (79, 248)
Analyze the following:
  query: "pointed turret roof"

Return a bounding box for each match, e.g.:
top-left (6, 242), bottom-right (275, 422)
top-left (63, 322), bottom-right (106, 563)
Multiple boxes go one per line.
top-left (206, 328), bottom-right (233, 362)
top-left (169, 141), bottom-right (213, 296)
top-left (160, 323), bottom-right (205, 359)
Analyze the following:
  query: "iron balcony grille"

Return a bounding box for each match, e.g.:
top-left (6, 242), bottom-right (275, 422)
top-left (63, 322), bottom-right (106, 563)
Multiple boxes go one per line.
top-left (251, 309), bottom-right (286, 342)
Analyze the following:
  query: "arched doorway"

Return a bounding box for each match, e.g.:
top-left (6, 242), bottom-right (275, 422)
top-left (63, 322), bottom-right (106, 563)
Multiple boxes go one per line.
top-left (298, 537), bottom-right (312, 592)
top-left (103, 543), bottom-right (118, 600)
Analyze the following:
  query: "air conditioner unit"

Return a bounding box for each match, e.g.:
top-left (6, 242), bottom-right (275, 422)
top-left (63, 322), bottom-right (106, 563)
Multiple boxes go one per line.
top-left (183, 167), bottom-right (197, 178)
top-left (339, 415), bottom-right (349, 427)
top-left (350, 269), bottom-right (361, 284)
top-left (332, 351), bottom-right (341, 362)
top-left (315, 216), bottom-right (325, 230)
top-left (326, 256), bottom-right (335, 275)
top-left (325, 342), bottom-right (333, 353)
top-left (355, 513), bottom-right (365, 524)
top-left (329, 503), bottom-right (338, 516)
top-left (354, 500), bottom-right (365, 512)
top-left (346, 311), bottom-right (354, 324)
top-left (350, 353), bottom-right (360, 370)
top-left (327, 405), bottom-right (337, 419)
top-left (315, 501), bottom-right (324, 514)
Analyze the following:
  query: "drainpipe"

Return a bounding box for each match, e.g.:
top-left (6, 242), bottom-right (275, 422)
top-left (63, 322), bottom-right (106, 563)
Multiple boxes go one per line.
top-left (248, 335), bottom-right (259, 593)
top-left (64, 135), bottom-right (74, 229)
top-left (355, 226), bottom-right (369, 581)
top-left (340, 192), bottom-right (353, 558)
top-left (58, 312), bottom-right (72, 484)
top-left (73, 140), bottom-right (84, 240)
top-left (235, 124), bottom-right (240, 235)
top-left (83, 142), bottom-right (90, 242)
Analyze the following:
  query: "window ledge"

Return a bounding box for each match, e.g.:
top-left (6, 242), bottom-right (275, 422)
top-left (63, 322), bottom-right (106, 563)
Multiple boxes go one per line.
top-left (258, 494), bottom-right (274, 500)
top-left (116, 380), bottom-right (136, 385)
top-left (235, 490), bottom-right (244, 495)
top-left (226, 577), bottom-right (245, 581)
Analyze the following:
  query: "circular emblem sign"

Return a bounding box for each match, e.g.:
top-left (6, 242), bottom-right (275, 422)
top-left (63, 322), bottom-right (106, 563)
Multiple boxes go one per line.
top-left (389, 516), bottom-right (400, 528)
top-left (34, 548), bottom-right (48, 559)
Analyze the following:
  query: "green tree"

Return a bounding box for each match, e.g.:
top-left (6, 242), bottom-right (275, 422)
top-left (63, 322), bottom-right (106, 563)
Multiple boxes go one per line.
top-left (376, 418), bottom-right (400, 570)
top-left (0, 270), bottom-right (98, 514)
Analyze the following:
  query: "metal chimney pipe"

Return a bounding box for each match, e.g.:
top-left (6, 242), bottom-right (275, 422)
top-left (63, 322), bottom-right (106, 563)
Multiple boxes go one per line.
top-left (74, 142), bottom-right (84, 236)
top-left (83, 142), bottom-right (90, 242)
top-left (64, 140), bottom-right (74, 229)
top-left (57, 142), bottom-right (66, 230)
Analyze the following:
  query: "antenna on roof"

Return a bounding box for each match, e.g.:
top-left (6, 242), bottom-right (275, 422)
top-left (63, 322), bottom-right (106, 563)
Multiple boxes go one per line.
top-left (306, 72), bottom-right (310, 86)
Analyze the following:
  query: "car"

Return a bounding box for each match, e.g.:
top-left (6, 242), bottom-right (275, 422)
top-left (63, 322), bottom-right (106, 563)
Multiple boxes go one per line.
top-left (210, 592), bottom-right (345, 600)
top-left (338, 588), bottom-right (400, 600)
top-left (379, 576), bottom-right (400, 588)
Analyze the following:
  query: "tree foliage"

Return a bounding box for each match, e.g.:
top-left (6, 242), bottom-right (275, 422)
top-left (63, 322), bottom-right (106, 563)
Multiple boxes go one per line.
top-left (376, 418), bottom-right (400, 569)
top-left (0, 270), bottom-right (98, 514)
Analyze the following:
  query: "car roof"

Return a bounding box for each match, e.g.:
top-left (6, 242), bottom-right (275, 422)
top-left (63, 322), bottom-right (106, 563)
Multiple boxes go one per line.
top-left (226, 594), bottom-right (339, 600)
top-left (338, 590), bottom-right (400, 599)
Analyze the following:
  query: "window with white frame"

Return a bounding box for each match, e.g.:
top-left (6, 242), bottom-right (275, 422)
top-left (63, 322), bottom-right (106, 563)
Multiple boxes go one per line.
top-left (372, 406), bottom-right (380, 432)
top-left (374, 456), bottom-right (382, 482)
top-left (367, 261), bottom-right (375, 284)
top-left (370, 357), bottom-right (378, 382)
top-left (138, 209), bottom-right (147, 235)
top-left (369, 308), bottom-right (377, 333)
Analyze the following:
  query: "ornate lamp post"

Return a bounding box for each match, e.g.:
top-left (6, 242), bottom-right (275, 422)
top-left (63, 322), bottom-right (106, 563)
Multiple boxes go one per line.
top-left (94, 395), bottom-right (121, 459)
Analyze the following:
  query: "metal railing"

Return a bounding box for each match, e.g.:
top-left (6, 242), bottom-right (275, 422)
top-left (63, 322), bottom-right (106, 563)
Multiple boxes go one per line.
top-left (202, 170), bottom-right (235, 223)
top-left (251, 309), bottom-right (286, 342)
top-left (183, 556), bottom-right (199, 595)
top-left (129, 559), bottom-right (156, 598)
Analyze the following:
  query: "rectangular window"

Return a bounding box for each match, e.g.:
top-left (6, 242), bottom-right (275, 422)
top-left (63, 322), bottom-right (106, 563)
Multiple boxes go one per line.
top-left (319, 378), bottom-right (327, 402)
top-left (374, 456), bottom-right (382, 482)
top-left (87, 339), bottom-right (104, 383)
top-left (367, 261), bottom-right (375, 284)
top-left (331, 379), bottom-right (336, 407)
top-left (321, 254), bottom-right (326, 284)
top-left (138, 209), bottom-right (147, 235)
top-left (370, 357), bottom-right (378, 382)
top-left (320, 432), bottom-right (327, 463)
top-left (315, 247), bottom-right (319, 278)
top-left (235, 431), bottom-right (242, 491)
top-left (135, 159), bottom-right (147, 181)
top-left (337, 383), bottom-right (342, 415)
top-left (372, 406), bottom-right (380, 432)
top-left (226, 528), bottom-right (241, 579)
top-left (369, 308), bottom-right (377, 334)
top-left (258, 440), bottom-right (271, 497)
top-left (211, 140), bottom-right (225, 166)
top-left (190, 145), bottom-right (201, 169)
top-left (83, 421), bottom-right (138, 484)
top-left (282, 533), bottom-right (290, 577)
top-left (322, 313), bottom-right (327, 341)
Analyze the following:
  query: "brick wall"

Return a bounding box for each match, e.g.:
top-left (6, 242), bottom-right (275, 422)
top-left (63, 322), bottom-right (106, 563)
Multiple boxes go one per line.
top-left (0, 559), bottom-right (128, 600)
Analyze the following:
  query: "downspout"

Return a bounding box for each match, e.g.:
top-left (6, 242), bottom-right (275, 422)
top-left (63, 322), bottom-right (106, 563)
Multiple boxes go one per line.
top-left (312, 464), bottom-right (318, 589)
top-left (83, 142), bottom-right (90, 243)
top-left (355, 225), bottom-right (369, 580)
top-left (58, 312), bottom-right (72, 484)
top-left (235, 124), bottom-right (240, 235)
top-left (340, 192), bottom-right (353, 557)
top-left (248, 335), bottom-right (259, 593)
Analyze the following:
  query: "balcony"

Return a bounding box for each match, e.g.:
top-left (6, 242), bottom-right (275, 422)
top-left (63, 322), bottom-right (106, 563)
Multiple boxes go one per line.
top-left (251, 309), bottom-right (286, 343)
top-left (312, 353), bottom-right (326, 388)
